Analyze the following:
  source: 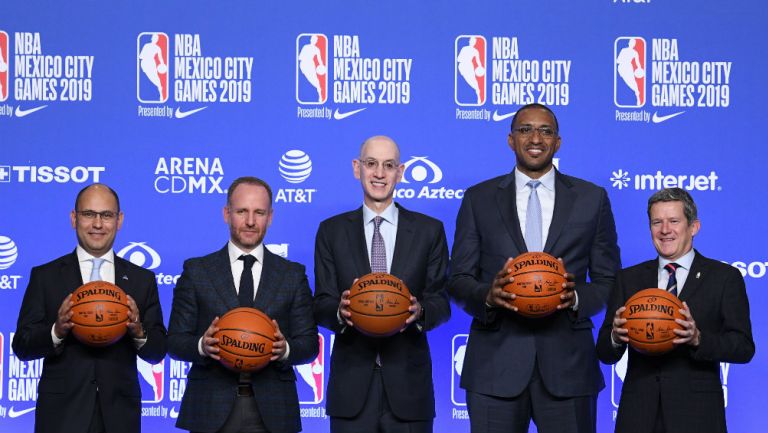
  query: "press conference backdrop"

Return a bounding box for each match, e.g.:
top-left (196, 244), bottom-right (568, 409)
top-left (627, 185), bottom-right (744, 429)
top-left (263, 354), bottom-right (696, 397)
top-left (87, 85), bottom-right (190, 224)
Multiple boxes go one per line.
top-left (1, 1), bottom-right (765, 432)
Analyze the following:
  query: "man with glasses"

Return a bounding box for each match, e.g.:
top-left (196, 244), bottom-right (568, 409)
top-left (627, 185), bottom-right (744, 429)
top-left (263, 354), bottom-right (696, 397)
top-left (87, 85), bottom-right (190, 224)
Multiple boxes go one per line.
top-left (13, 183), bottom-right (167, 433)
top-left (314, 135), bottom-right (450, 433)
top-left (449, 103), bottom-right (621, 433)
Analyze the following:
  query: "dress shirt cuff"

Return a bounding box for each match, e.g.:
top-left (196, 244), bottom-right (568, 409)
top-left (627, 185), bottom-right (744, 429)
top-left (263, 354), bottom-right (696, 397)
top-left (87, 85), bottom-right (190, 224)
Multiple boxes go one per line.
top-left (198, 336), bottom-right (206, 357)
top-left (571, 291), bottom-right (579, 311)
top-left (280, 341), bottom-right (291, 362)
top-left (134, 336), bottom-right (147, 350)
top-left (51, 324), bottom-right (64, 347)
top-left (611, 332), bottom-right (625, 349)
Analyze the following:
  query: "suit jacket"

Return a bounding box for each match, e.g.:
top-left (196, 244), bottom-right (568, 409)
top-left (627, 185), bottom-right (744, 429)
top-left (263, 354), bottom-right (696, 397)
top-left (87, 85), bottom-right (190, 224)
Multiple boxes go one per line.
top-left (12, 251), bottom-right (167, 433)
top-left (596, 251), bottom-right (754, 433)
top-left (313, 204), bottom-right (450, 420)
top-left (168, 245), bottom-right (318, 433)
top-left (449, 170), bottom-right (620, 398)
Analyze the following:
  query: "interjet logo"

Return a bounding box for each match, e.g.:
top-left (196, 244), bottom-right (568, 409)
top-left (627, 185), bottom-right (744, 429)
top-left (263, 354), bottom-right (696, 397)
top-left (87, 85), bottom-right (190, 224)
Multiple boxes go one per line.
top-left (401, 156), bottom-right (443, 184)
top-left (117, 242), bottom-right (162, 270)
top-left (0, 236), bottom-right (19, 270)
top-left (610, 169), bottom-right (720, 191)
top-left (279, 150), bottom-right (312, 184)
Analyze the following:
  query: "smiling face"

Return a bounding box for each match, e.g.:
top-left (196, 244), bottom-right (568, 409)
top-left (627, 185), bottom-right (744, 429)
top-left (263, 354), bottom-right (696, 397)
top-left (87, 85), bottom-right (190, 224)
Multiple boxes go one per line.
top-left (71, 185), bottom-right (123, 257)
top-left (223, 183), bottom-right (273, 252)
top-left (649, 200), bottom-right (700, 261)
top-left (353, 136), bottom-right (404, 211)
top-left (508, 107), bottom-right (561, 179)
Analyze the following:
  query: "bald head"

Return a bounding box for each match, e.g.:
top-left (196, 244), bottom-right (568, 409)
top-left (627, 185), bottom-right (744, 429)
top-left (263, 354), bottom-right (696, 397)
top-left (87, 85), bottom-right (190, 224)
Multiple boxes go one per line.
top-left (359, 135), bottom-right (400, 163)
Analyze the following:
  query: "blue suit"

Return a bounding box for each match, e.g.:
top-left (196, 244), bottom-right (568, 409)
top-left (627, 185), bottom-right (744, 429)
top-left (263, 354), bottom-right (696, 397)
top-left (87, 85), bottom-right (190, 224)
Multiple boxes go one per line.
top-left (168, 246), bottom-right (318, 433)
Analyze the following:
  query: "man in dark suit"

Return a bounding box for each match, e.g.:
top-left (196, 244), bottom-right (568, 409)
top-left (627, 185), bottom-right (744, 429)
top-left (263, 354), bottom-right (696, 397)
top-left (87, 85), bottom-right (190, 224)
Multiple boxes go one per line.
top-left (314, 135), bottom-right (450, 433)
top-left (597, 188), bottom-right (754, 433)
top-left (449, 103), bottom-right (621, 433)
top-left (12, 183), bottom-right (167, 433)
top-left (168, 176), bottom-right (318, 433)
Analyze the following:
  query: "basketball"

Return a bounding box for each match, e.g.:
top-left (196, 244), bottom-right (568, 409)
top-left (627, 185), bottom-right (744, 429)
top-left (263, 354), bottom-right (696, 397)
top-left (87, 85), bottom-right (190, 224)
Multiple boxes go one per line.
top-left (215, 307), bottom-right (276, 372)
top-left (157, 63), bottom-right (167, 74)
top-left (348, 273), bottom-right (411, 337)
top-left (503, 252), bottom-right (566, 318)
top-left (621, 288), bottom-right (684, 355)
top-left (70, 281), bottom-right (129, 347)
top-left (634, 67), bottom-right (645, 79)
top-left (474, 66), bottom-right (485, 77)
top-left (315, 64), bottom-right (327, 75)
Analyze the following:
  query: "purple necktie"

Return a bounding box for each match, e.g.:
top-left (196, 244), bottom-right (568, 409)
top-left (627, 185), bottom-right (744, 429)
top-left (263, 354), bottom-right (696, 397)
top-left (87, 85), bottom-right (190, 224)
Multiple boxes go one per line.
top-left (371, 216), bottom-right (387, 273)
top-left (665, 262), bottom-right (680, 296)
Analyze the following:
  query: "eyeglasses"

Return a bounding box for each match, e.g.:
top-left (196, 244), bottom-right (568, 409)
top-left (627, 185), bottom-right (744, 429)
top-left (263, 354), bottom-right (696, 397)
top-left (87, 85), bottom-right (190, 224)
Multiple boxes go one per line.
top-left (77, 210), bottom-right (118, 221)
top-left (512, 125), bottom-right (557, 139)
top-left (358, 159), bottom-right (400, 172)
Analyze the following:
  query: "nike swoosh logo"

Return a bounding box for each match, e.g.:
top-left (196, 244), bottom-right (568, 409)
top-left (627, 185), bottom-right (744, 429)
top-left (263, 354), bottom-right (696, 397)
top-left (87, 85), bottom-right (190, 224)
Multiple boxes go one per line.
top-left (8, 406), bottom-right (36, 418)
top-left (174, 106), bottom-right (207, 119)
top-left (170, 407), bottom-right (180, 419)
top-left (492, 110), bottom-right (516, 122)
top-left (651, 111), bottom-right (685, 123)
top-left (333, 108), bottom-right (366, 120)
top-left (14, 105), bottom-right (48, 117)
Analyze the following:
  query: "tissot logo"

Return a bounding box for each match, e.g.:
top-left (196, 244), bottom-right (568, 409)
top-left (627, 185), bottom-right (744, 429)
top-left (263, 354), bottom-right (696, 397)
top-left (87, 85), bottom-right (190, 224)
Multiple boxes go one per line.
top-left (117, 242), bottom-right (162, 270)
top-left (0, 165), bottom-right (104, 184)
top-left (731, 260), bottom-right (768, 279)
top-left (401, 156), bottom-right (442, 184)
top-left (610, 169), bottom-right (720, 191)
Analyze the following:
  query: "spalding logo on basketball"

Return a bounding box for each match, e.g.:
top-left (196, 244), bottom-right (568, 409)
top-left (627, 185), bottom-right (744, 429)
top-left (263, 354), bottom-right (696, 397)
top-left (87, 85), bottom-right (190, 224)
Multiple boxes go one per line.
top-left (621, 288), bottom-right (684, 355)
top-left (503, 252), bottom-right (566, 318)
top-left (215, 307), bottom-right (276, 373)
top-left (348, 273), bottom-right (411, 337)
top-left (70, 281), bottom-right (130, 347)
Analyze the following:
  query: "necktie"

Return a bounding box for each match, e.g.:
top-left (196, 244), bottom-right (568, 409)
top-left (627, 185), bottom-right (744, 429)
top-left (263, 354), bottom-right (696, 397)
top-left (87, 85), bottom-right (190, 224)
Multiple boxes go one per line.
top-left (90, 257), bottom-right (105, 282)
top-left (525, 180), bottom-right (543, 252)
top-left (371, 216), bottom-right (387, 273)
top-left (665, 262), bottom-right (680, 296)
top-left (238, 255), bottom-right (256, 307)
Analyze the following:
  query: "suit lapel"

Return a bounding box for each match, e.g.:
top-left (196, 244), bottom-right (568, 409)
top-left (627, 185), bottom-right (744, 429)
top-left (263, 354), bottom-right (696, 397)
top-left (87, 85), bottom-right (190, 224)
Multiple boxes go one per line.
top-left (61, 251), bottom-right (84, 294)
top-left (495, 173), bottom-right (527, 253)
top-left (642, 260), bottom-right (660, 292)
top-left (346, 208), bottom-right (372, 276)
top-left (114, 256), bottom-right (132, 297)
top-left (254, 249), bottom-right (281, 314)
top-left (679, 251), bottom-right (705, 303)
top-left (206, 246), bottom-right (239, 311)
top-left (544, 171), bottom-right (575, 253)
top-left (390, 204), bottom-right (414, 276)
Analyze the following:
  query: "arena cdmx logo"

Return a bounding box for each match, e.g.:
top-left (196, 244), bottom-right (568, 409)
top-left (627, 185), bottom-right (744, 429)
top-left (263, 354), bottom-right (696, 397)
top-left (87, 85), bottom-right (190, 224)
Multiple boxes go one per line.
top-left (296, 34), bottom-right (328, 105)
top-left (117, 242), bottom-right (162, 270)
top-left (610, 169), bottom-right (720, 191)
top-left (137, 32), bottom-right (170, 104)
top-left (455, 35), bottom-right (487, 106)
top-left (614, 37), bottom-right (646, 108)
top-left (0, 235), bottom-right (19, 270)
top-left (276, 150), bottom-right (316, 204)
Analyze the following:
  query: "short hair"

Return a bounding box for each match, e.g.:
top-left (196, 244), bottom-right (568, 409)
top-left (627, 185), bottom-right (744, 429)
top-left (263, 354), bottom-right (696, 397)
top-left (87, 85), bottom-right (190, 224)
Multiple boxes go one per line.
top-left (359, 135), bottom-right (401, 163)
top-left (75, 183), bottom-right (121, 212)
top-left (510, 103), bottom-right (560, 134)
top-left (647, 188), bottom-right (698, 225)
top-left (226, 176), bottom-right (273, 207)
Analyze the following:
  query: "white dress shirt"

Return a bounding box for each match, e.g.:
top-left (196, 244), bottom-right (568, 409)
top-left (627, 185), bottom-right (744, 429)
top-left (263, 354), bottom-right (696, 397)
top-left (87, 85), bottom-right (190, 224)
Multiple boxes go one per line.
top-left (658, 248), bottom-right (695, 297)
top-left (515, 167), bottom-right (556, 249)
top-left (363, 202), bottom-right (399, 273)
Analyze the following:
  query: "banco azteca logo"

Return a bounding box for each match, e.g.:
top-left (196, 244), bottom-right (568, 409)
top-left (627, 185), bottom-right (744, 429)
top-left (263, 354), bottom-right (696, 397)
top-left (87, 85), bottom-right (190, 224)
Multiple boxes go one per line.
top-left (117, 242), bottom-right (162, 270)
top-left (279, 150), bottom-right (312, 184)
top-left (401, 156), bottom-right (443, 184)
top-left (610, 169), bottom-right (630, 190)
top-left (0, 235), bottom-right (19, 270)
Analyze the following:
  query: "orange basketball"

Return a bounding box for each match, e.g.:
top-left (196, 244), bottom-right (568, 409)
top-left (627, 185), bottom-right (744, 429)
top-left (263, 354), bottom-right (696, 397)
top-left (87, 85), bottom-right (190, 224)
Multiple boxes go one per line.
top-left (621, 288), bottom-right (684, 355)
top-left (348, 273), bottom-right (411, 337)
top-left (70, 281), bottom-right (129, 347)
top-left (214, 307), bottom-right (276, 372)
top-left (503, 252), bottom-right (566, 318)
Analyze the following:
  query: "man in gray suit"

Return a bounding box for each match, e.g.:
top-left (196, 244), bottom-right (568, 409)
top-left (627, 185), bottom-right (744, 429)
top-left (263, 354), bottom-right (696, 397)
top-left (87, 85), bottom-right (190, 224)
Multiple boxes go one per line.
top-left (168, 176), bottom-right (318, 433)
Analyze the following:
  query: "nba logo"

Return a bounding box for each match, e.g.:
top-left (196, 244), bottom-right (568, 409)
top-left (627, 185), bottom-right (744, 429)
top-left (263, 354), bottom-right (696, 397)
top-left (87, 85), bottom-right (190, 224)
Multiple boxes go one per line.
top-left (137, 32), bottom-right (169, 103)
top-left (296, 334), bottom-right (324, 404)
top-left (0, 332), bottom-right (4, 399)
top-left (296, 33), bottom-right (328, 105)
top-left (138, 357), bottom-right (164, 403)
top-left (614, 37), bottom-right (646, 108)
top-left (455, 35), bottom-right (486, 106)
top-left (610, 351), bottom-right (629, 408)
top-left (451, 334), bottom-right (468, 406)
top-left (0, 31), bottom-right (9, 102)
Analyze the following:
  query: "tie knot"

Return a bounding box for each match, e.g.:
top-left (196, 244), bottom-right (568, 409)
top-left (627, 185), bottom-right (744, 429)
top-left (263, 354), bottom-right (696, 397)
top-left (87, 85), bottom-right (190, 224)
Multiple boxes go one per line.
top-left (91, 257), bottom-right (104, 268)
top-left (239, 255), bottom-right (256, 270)
top-left (527, 180), bottom-right (541, 190)
top-left (373, 216), bottom-right (384, 230)
top-left (664, 262), bottom-right (679, 274)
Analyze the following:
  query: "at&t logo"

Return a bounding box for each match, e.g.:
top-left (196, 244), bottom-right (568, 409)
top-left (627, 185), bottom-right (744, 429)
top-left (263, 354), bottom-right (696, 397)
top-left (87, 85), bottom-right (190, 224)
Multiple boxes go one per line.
top-left (276, 150), bottom-right (316, 204)
top-left (0, 236), bottom-right (23, 290)
top-left (610, 169), bottom-right (720, 191)
top-left (394, 156), bottom-right (464, 200)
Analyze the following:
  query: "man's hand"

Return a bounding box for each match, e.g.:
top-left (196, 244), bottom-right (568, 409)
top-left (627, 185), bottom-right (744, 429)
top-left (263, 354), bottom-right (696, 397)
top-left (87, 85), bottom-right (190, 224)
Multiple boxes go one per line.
top-left (556, 259), bottom-right (577, 310)
top-left (402, 296), bottom-right (423, 331)
top-left (486, 259), bottom-right (517, 311)
top-left (674, 301), bottom-right (701, 347)
top-left (54, 294), bottom-right (74, 339)
top-left (271, 320), bottom-right (287, 361)
top-left (338, 290), bottom-right (354, 327)
top-left (126, 295), bottom-right (145, 338)
top-left (202, 317), bottom-right (221, 360)
top-left (611, 306), bottom-right (629, 344)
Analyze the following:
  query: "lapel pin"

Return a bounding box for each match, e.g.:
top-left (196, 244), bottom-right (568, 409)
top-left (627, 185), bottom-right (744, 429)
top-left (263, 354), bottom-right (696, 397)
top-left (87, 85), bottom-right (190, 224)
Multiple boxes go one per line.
top-left (695, 272), bottom-right (700, 279)
top-left (122, 275), bottom-right (129, 280)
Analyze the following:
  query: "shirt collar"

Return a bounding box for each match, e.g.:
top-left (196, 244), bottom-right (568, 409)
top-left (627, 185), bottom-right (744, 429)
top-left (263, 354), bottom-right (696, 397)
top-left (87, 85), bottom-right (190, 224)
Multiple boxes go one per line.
top-left (515, 167), bottom-right (555, 193)
top-left (363, 202), bottom-right (399, 226)
top-left (76, 245), bottom-right (114, 264)
top-left (659, 248), bottom-right (695, 270)
top-left (228, 241), bottom-right (264, 264)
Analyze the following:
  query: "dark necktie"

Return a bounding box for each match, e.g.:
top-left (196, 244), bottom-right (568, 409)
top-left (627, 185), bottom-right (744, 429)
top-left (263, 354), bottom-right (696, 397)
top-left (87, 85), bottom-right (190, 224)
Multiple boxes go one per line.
top-left (238, 255), bottom-right (256, 307)
top-left (371, 216), bottom-right (387, 273)
top-left (665, 262), bottom-right (680, 296)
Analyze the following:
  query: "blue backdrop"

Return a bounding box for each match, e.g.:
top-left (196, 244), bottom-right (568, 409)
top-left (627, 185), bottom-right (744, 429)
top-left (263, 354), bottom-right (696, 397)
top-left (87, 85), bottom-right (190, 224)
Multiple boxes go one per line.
top-left (1, 1), bottom-right (765, 432)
